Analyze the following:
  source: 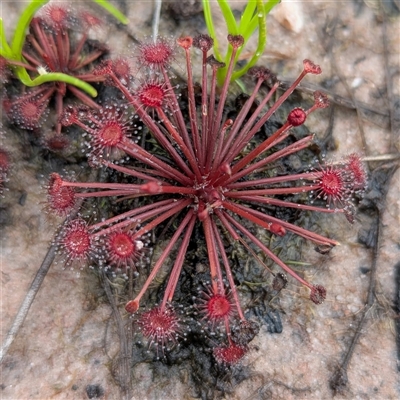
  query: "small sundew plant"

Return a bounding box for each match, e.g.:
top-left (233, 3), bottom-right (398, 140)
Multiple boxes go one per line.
top-left (0, 0), bottom-right (127, 90)
top-left (2, 4), bottom-right (110, 139)
top-left (47, 34), bottom-right (366, 364)
top-left (202, 0), bottom-right (280, 86)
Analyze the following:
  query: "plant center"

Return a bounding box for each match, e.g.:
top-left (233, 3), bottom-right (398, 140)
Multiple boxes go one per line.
top-left (111, 233), bottom-right (134, 257)
top-left (100, 122), bottom-right (123, 146)
top-left (66, 230), bottom-right (90, 256)
top-left (139, 84), bottom-right (164, 108)
top-left (21, 101), bottom-right (39, 118)
top-left (321, 172), bottom-right (342, 195)
top-left (208, 294), bottom-right (231, 318)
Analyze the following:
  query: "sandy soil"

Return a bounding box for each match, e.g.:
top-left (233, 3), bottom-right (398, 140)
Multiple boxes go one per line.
top-left (1, 1), bottom-right (399, 399)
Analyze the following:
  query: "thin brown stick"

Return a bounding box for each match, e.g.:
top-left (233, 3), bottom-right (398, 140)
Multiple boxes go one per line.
top-left (101, 272), bottom-right (132, 400)
top-left (381, 11), bottom-right (398, 153)
top-left (0, 167), bottom-right (97, 363)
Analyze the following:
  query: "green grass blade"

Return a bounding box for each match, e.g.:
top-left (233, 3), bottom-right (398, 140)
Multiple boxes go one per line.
top-left (202, 0), bottom-right (223, 61)
top-left (217, 0), bottom-right (239, 35)
top-left (242, 0), bottom-right (279, 40)
top-left (232, 0), bottom-right (267, 81)
top-left (239, 0), bottom-right (257, 31)
top-left (92, 0), bottom-right (129, 24)
top-left (233, 78), bottom-right (247, 93)
top-left (263, 0), bottom-right (280, 15)
top-left (11, 0), bottom-right (49, 59)
top-left (0, 19), bottom-right (12, 57)
top-left (202, 0), bottom-right (216, 39)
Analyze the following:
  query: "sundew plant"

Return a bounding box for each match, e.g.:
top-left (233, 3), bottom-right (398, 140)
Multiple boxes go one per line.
top-left (46, 31), bottom-right (367, 364)
top-left (0, 0), bottom-right (368, 372)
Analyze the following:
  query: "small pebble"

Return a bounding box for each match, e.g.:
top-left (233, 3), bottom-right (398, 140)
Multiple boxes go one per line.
top-left (271, 1), bottom-right (304, 33)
